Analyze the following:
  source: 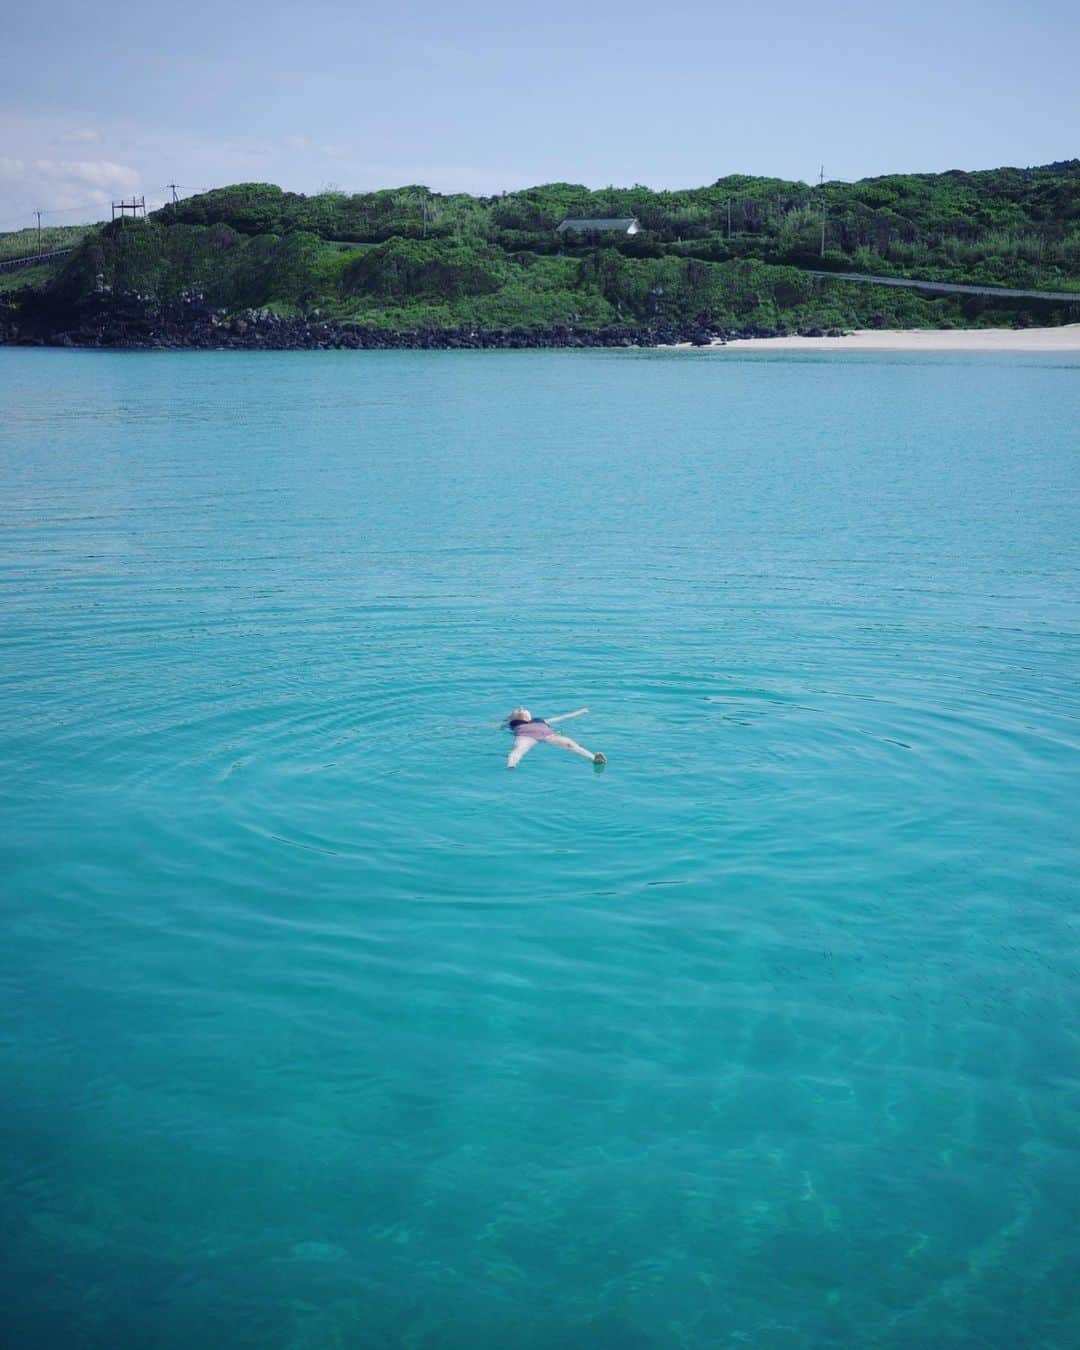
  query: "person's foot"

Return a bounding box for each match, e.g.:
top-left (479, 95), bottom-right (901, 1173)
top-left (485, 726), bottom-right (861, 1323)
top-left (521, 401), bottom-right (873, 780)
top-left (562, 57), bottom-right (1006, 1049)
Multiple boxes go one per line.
top-left (593, 752), bottom-right (606, 765)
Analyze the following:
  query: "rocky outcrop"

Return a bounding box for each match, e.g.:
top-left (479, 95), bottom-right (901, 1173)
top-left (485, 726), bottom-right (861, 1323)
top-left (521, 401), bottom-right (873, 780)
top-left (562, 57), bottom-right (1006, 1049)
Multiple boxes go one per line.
top-left (0, 289), bottom-right (843, 351)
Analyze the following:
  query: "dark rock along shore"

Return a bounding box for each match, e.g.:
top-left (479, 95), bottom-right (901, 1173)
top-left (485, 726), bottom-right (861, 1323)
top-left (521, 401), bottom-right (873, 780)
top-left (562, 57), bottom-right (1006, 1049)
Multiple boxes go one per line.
top-left (0, 289), bottom-right (839, 351)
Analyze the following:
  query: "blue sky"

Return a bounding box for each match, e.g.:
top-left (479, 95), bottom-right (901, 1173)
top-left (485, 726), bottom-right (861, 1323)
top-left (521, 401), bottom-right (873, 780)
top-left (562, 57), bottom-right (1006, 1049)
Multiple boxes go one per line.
top-left (2, 0), bottom-right (1077, 228)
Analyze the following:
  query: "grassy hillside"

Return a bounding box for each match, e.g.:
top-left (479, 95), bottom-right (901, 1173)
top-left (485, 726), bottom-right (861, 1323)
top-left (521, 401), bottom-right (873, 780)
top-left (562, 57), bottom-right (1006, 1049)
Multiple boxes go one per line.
top-left (0, 223), bottom-right (97, 263)
top-left (30, 163), bottom-right (1080, 332)
top-left (0, 264), bottom-right (57, 295)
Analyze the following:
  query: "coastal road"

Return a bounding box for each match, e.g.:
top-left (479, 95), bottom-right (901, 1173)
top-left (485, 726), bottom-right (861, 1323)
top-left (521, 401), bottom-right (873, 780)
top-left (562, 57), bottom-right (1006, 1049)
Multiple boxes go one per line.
top-left (804, 268), bottom-right (1080, 303)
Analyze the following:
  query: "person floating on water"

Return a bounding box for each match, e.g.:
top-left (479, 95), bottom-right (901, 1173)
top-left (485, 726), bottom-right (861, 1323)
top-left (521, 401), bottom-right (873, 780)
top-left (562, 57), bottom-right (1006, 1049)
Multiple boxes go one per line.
top-left (505, 707), bottom-right (606, 770)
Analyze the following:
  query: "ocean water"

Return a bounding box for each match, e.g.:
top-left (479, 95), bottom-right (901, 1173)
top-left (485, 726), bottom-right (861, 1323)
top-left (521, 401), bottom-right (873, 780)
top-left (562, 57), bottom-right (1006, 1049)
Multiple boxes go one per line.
top-left (1, 346), bottom-right (1078, 1350)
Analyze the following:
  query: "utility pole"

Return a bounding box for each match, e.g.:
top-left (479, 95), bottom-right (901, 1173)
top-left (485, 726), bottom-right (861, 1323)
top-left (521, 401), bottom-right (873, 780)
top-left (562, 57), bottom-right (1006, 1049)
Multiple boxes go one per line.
top-left (166, 183), bottom-right (180, 212)
top-left (819, 165), bottom-right (826, 258)
top-left (35, 210), bottom-right (42, 257)
top-left (726, 198), bottom-right (732, 239)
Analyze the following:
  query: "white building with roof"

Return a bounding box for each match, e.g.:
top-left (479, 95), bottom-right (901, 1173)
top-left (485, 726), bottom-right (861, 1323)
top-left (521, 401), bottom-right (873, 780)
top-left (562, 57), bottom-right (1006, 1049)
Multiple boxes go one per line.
top-left (556, 217), bottom-right (641, 236)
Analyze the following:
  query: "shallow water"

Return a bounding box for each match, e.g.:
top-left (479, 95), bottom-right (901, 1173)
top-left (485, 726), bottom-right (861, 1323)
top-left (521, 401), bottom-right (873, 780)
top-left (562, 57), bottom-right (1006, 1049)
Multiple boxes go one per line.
top-left (1, 347), bottom-right (1078, 1348)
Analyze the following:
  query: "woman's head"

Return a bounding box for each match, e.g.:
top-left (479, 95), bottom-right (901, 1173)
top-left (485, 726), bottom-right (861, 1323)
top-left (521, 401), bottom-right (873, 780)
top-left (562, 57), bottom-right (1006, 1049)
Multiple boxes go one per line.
top-left (508, 707), bottom-right (532, 724)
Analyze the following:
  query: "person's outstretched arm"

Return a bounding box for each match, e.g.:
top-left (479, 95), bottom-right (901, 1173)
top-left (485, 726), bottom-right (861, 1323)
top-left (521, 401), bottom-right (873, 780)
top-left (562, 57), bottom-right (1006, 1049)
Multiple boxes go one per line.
top-left (507, 736), bottom-right (539, 769)
top-left (547, 708), bottom-right (589, 725)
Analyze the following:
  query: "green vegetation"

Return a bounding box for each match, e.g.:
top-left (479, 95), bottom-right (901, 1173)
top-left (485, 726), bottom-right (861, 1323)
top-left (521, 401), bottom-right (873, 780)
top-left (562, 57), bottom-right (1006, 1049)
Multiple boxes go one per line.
top-left (0, 264), bottom-right (55, 294)
top-left (0, 223), bottom-right (97, 263)
top-left (29, 162), bottom-right (1080, 332)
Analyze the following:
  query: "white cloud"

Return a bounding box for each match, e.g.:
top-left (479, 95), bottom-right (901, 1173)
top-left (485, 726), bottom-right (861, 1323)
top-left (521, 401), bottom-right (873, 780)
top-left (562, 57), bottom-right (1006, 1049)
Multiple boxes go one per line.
top-left (0, 106), bottom-right (563, 223)
top-left (0, 154), bottom-right (141, 220)
top-left (31, 159), bottom-right (140, 191)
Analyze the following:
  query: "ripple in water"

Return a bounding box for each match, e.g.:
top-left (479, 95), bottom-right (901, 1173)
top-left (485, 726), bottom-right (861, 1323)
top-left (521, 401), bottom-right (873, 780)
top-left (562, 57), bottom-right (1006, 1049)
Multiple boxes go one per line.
top-left (1, 348), bottom-right (1078, 1349)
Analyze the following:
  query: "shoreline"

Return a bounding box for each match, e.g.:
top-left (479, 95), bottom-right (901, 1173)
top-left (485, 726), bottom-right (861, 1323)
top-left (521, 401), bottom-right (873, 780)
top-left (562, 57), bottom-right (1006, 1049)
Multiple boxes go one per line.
top-left (695, 325), bottom-right (1080, 353)
top-left (4, 293), bottom-right (1080, 355)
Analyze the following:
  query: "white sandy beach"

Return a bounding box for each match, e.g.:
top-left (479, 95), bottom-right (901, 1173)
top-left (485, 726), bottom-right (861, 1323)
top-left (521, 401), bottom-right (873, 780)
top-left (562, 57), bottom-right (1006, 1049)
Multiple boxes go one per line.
top-left (709, 325), bottom-right (1080, 352)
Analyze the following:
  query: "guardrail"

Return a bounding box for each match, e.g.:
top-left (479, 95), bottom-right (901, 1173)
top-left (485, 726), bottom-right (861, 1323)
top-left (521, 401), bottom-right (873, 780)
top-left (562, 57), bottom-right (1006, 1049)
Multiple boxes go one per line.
top-left (0, 248), bottom-right (74, 274)
top-left (804, 269), bottom-right (1080, 303)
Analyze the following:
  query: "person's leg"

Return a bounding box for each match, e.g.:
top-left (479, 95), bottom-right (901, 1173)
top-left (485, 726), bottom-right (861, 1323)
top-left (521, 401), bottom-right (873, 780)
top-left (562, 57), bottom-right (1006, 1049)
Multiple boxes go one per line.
top-left (548, 732), bottom-right (604, 763)
top-left (507, 736), bottom-right (539, 769)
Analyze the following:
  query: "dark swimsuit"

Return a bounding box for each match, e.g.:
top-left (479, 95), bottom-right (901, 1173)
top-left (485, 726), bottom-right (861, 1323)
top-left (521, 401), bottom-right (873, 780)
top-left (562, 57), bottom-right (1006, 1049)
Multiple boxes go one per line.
top-left (508, 717), bottom-right (552, 741)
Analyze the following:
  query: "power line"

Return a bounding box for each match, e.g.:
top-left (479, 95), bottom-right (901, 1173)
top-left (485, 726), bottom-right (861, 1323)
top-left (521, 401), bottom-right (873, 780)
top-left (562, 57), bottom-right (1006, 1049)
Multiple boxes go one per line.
top-left (1, 184), bottom-right (207, 234)
top-left (0, 203), bottom-right (109, 229)
top-left (1, 188), bottom-right (197, 229)
top-left (42, 203), bottom-right (110, 216)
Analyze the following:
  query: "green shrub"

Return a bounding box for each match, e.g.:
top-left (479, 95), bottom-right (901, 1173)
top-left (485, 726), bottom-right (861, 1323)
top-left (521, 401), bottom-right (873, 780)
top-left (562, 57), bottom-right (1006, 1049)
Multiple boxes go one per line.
top-left (41, 161), bottom-right (1080, 331)
top-left (344, 237), bottom-right (509, 301)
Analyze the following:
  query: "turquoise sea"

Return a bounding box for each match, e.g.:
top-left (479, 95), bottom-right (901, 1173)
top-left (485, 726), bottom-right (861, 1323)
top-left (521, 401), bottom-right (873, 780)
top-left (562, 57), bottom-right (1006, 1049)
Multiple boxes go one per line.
top-left (1, 347), bottom-right (1078, 1349)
